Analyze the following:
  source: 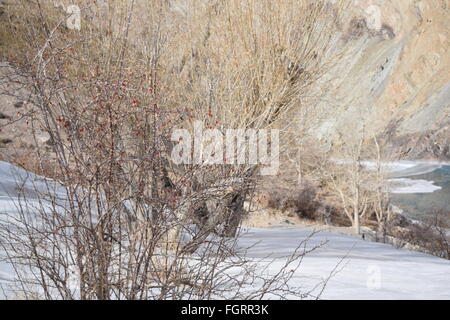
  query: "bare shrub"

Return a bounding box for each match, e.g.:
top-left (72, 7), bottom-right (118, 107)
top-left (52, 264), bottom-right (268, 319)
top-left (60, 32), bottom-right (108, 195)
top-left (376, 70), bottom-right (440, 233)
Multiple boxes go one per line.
top-left (392, 209), bottom-right (450, 259)
top-left (0, 0), bottom-right (347, 299)
top-left (320, 136), bottom-right (371, 234)
top-left (260, 182), bottom-right (320, 220)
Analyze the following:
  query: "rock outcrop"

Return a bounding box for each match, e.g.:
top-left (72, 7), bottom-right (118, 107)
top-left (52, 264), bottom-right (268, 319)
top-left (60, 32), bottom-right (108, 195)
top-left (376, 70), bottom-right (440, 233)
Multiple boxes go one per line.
top-left (310, 0), bottom-right (449, 160)
top-left (0, 0), bottom-right (449, 163)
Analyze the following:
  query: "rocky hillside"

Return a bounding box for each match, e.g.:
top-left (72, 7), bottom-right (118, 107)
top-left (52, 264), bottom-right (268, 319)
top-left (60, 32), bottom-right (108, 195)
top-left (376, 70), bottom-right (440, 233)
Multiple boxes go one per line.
top-left (0, 62), bottom-right (51, 168)
top-left (0, 0), bottom-right (449, 164)
top-left (311, 0), bottom-right (449, 160)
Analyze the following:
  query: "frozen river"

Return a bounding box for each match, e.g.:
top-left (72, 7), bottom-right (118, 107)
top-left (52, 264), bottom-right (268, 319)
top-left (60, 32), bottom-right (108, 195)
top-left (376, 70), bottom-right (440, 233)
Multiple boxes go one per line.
top-left (389, 163), bottom-right (450, 221)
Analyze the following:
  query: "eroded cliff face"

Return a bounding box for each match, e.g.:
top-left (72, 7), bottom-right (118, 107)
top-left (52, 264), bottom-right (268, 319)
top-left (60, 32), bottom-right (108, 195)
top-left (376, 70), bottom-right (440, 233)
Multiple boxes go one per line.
top-left (0, 0), bottom-right (448, 163)
top-left (312, 0), bottom-right (449, 160)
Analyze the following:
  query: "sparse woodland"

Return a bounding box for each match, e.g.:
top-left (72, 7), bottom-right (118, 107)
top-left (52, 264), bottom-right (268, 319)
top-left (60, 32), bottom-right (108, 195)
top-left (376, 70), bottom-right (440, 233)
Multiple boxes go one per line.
top-left (0, 0), bottom-right (447, 300)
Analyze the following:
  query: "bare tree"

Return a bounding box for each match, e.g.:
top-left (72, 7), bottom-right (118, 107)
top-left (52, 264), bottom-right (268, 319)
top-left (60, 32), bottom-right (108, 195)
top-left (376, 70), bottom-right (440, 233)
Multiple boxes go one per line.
top-left (0, 0), bottom-right (347, 299)
top-left (372, 135), bottom-right (392, 242)
top-left (323, 129), bottom-right (369, 234)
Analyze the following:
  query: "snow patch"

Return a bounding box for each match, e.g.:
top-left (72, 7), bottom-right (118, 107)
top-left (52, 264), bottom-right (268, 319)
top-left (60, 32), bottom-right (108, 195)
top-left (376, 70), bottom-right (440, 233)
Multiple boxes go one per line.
top-left (238, 227), bottom-right (450, 299)
top-left (389, 178), bottom-right (442, 194)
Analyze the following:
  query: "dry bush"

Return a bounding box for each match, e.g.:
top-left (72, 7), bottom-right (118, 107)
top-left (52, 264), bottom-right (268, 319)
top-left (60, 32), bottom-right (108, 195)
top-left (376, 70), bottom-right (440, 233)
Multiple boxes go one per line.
top-left (392, 209), bottom-right (450, 259)
top-left (0, 0), bottom-right (348, 299)
top-left (259, 182), bottom-right (319, 220)
top-left (253, 137), bottom-right (352, 227)
top-left (254, 131), bottom-right (394, 234)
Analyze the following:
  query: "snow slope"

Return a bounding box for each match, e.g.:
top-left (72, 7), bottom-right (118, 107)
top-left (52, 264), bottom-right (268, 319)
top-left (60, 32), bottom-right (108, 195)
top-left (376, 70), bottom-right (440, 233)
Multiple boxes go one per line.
top-left (0, 161), bottom-right (449, 299)
top-left (0, 161), bottom-right (66, 294)
top-left (238, 226), bottom-right (450, 299)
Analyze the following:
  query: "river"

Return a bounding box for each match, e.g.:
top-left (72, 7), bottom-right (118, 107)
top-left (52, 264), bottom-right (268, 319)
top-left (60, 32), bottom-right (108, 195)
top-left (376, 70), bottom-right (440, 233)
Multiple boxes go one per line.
top-left (388, 163), bottom-right (450, 221)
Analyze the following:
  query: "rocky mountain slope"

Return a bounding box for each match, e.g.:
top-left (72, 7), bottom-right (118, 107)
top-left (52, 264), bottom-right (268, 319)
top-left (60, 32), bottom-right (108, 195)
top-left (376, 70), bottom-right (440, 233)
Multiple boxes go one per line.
top-left (0, 0), bottom-right (449, 163)
top-left (311, 0), bottom-right (449, 160)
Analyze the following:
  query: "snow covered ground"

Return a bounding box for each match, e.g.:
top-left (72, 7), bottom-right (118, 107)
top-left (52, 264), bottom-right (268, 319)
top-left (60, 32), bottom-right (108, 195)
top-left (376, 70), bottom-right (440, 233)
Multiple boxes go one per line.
top-left (0, 161), bottom-right (449, 299)
top-left (238, 226), bottom-right (450, 299)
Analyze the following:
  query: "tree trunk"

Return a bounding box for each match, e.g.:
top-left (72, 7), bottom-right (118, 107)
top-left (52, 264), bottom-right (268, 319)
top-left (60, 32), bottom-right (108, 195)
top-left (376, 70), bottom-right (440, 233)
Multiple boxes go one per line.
top-left (221, 193), bottom-right (246, 237)
top-left (354, 210), bottom-right (360, 235)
